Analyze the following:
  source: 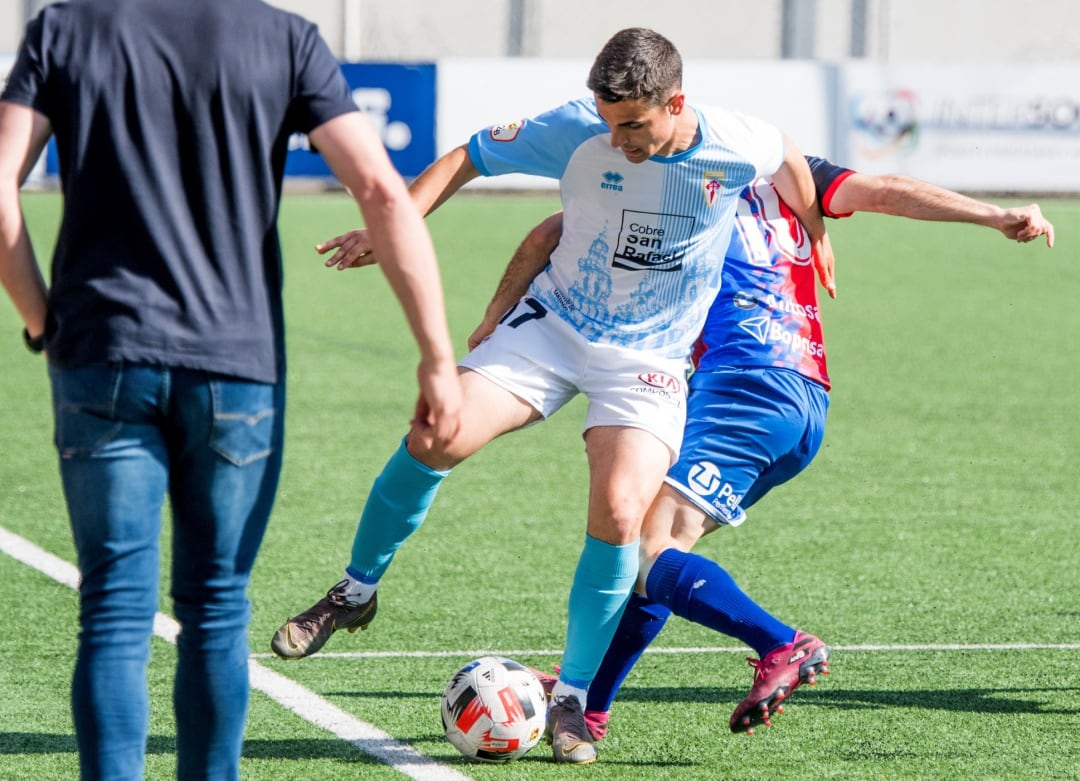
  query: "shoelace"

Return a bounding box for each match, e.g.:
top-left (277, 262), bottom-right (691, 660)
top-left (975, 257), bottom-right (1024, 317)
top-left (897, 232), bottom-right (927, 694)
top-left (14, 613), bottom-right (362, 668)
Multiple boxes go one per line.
top-left (746, 656), bottom-right (768, 680)
top-left (292, 585), bottom-right (362, 633)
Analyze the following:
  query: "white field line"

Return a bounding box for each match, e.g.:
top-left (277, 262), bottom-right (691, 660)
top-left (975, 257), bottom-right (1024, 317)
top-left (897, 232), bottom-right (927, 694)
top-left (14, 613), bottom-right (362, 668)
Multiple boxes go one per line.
top-left (247, 641), bottom-right (1080, 661)
top-left (0, 524), bottom-right (472, 781)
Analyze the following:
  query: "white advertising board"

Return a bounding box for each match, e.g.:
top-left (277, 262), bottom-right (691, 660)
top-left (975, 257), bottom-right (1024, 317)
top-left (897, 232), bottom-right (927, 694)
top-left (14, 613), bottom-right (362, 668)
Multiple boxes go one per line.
top-left (838, 62), bottom-right (1080, 192)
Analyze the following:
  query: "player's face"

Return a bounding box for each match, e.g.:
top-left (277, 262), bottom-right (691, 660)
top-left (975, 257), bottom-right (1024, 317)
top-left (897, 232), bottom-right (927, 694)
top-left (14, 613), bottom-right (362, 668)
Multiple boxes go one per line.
top-left (595, 92), bottom-right (686, 163)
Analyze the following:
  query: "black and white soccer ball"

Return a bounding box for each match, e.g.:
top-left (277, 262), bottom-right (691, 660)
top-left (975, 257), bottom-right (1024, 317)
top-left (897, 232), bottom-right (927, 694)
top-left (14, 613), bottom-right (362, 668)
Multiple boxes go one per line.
top-left (440, 656), bottom-right (548, 763)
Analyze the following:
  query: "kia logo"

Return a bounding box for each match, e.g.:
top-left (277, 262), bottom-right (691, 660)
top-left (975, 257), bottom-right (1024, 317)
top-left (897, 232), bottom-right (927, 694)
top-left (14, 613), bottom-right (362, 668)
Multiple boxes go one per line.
top-left (638, 372), bottom-right (681, 391)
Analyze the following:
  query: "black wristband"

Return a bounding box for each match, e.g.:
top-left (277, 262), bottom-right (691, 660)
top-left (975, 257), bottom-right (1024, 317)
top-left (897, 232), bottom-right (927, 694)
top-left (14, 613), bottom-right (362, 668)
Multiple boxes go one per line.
top-left (22, 327), bottom-right (45, 354)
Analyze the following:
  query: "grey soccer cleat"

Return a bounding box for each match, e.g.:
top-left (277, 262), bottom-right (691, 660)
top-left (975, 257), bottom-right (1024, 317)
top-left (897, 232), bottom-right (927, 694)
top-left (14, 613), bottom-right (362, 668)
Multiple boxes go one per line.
top-left (545, 694), bottom-right (598, 764)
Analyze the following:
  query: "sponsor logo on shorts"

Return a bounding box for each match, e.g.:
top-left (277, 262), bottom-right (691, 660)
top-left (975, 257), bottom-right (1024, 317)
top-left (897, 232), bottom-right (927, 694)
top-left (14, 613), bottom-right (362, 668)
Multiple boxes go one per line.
top-left (688, 461), bottom-right (724, 495)
top-left (637, 372), bottom-right (681, 391)
top-left (489, 120), bottom-right (525, 142)
top-left (632, 371), bottom-right (684, 406)
top-left (687, 460), bottom-right (744, 519)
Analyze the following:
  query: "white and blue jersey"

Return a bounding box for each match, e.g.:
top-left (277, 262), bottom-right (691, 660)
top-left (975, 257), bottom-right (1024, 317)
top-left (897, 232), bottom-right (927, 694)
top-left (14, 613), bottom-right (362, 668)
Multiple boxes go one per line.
top-left (469, 98), bottom-right (785, 360)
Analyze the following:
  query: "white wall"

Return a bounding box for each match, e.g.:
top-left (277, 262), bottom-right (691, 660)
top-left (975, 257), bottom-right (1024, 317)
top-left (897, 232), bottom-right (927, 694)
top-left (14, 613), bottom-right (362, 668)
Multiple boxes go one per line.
top-left (5, 0), bottom-right (1080, 61)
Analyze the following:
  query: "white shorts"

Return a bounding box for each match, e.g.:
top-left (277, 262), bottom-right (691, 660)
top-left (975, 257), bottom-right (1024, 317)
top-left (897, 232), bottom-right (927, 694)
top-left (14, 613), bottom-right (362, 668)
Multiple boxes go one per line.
top-left (459, 297), bottom-right (688, 463)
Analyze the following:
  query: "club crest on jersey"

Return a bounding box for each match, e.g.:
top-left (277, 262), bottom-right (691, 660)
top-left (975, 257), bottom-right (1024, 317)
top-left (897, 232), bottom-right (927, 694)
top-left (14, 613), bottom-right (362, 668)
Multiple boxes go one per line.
top-left (702, 171), bottom-right (726, 207)
top-left (489, 119), bottom-right (525, 142)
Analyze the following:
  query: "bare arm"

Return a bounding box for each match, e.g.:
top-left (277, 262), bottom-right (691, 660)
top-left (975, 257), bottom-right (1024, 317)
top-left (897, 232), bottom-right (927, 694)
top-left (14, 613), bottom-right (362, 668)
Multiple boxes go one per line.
top-left (829, 172), bottom-right (1055, 247)
top-left (0, 101), bottom-right (52, 342)
top-left (770, 136), bottom-right (836, 298)
top-left (408, 143), bottom-right (481, 217)
top-left (467, 211), bottom-right (563, 351)
top-left (309, 111), bottom-right (463, 447)
top-left (318, 143), bottom-right (481, 270)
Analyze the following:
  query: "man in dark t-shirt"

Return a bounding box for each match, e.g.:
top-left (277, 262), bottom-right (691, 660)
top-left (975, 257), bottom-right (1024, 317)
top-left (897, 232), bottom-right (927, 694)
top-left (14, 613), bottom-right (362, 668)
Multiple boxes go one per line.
top-left (0, 1), bottom-right (462, 777)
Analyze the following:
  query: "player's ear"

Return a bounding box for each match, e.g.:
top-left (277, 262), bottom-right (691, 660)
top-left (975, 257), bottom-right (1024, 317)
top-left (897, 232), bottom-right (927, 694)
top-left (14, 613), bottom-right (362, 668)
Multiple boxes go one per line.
top-left (667, 91), bottom-right (686, 115)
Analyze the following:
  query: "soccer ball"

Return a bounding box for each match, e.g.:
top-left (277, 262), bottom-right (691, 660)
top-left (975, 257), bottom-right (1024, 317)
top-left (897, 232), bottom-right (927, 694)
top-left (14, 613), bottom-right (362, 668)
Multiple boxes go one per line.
top-left (440, 656), bottom-right (548, 763)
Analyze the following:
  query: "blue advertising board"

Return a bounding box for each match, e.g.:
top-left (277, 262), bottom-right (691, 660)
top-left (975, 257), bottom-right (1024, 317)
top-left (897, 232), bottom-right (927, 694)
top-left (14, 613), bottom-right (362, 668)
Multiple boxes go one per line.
top-left (285, 62), bottom-right (437, 180)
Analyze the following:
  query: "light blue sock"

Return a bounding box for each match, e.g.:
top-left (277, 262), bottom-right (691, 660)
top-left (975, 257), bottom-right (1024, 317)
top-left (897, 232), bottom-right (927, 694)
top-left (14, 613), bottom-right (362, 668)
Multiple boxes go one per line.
top-left (347, 437), bottom-right (449, 582)
top-left (558, 535), bottom-right (640, 690)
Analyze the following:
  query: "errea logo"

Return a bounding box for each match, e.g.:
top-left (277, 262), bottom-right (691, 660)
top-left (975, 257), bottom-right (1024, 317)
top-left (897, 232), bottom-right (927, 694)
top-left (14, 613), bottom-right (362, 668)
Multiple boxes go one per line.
top-left (601, 171), bottom-right (624, 192)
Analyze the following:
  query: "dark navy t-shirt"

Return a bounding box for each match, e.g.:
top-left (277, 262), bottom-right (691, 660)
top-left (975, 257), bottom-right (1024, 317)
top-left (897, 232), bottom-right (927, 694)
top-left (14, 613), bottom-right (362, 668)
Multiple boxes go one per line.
top-left (1, 0), bottom-right (357, 382)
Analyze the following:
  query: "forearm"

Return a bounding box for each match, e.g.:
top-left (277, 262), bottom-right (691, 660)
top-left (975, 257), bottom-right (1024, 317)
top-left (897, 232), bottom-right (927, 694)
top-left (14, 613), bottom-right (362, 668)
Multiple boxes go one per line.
top-left (365, 190), bottom-right (457, 367)
top-left (313, 113), bottom-right (457, 366)
top-left (0, 185), bottom-right (48, 335)
top-left (408, 144), bottom-right (480, 217)
top-left (837, 173), bottom-right (1003, 227)
top-left (0, 103), bottom-right (50, 334)
top-left (484, 212), bottom-right (562, 322)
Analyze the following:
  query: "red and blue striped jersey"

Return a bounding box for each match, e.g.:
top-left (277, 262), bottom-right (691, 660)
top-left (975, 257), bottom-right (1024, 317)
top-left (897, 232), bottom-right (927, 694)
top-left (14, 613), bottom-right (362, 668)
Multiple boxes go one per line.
top-left (690, 156), bottom-right (854, 391)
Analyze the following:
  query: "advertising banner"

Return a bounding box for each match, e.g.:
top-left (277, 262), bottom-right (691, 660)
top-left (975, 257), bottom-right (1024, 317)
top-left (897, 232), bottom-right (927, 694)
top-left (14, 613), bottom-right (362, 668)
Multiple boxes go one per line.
top-left (286, 62), bottom-right (436, 179)
top-left (839, 63), bottom-right (1080, 192)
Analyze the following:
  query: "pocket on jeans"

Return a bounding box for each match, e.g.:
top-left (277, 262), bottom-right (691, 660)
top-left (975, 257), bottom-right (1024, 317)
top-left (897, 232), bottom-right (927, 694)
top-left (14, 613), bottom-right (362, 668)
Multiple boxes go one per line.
top-left (208, 379), bottom-right (278, 467)
top-left (51, 364), bottom-right (124, 458)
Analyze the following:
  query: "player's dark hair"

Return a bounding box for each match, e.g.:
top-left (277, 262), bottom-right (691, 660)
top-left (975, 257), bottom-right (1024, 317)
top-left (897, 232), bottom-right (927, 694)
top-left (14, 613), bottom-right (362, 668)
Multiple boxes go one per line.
top-left (587, 27), bottom-right (682, 106)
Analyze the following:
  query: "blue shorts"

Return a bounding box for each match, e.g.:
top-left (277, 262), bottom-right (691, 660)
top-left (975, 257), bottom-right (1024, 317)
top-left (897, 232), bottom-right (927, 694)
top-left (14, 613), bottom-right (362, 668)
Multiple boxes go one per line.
top-left (664, 367), bottom-right (829, 525)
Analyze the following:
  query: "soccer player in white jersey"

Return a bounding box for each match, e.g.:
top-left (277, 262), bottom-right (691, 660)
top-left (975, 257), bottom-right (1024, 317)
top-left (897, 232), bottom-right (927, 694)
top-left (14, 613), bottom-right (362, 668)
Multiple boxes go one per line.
top-left (490, 159), bottom-right (1054, 741)
top-left (271, 27), bottom-right (832, 763)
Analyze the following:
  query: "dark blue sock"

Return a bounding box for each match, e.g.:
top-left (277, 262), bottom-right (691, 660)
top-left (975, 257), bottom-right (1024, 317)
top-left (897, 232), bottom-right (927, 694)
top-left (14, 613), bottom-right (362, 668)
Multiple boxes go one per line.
top-left (585, 593), bottom-right (671, 713)
top-left (645, 548), bottom-right (795, 658)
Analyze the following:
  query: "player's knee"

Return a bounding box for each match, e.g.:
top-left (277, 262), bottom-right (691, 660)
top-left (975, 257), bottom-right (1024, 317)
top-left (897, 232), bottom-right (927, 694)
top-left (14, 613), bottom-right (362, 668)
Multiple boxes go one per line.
top-left (404, 433), bottom-right (459, 471)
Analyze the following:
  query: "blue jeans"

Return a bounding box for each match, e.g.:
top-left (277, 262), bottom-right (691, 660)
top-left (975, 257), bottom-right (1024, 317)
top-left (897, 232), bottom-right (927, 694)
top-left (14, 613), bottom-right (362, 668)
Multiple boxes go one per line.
top-left (49, 363), bottom-right (284, 781)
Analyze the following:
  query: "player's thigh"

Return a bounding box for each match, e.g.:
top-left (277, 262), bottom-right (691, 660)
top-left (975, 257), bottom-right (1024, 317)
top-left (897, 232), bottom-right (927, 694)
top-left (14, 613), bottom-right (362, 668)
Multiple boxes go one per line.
top-left (584, 424), bottom-right (672, 544)
top-left (407, 367), bottom-right (541, 468)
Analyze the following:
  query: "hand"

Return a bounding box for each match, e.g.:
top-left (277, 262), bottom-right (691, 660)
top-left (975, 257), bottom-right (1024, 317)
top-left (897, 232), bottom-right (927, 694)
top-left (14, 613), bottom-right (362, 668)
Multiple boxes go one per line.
top-left (812, 232), bottom-right (837, 299)
top-left (1001, 204), bottom-right (1055, 248)
top-left (409, 360), bottom-right (464, 452)
top-left (466, 316), bottom-right (499, 352)
top-left (315, 229), bottom-right (377, 269)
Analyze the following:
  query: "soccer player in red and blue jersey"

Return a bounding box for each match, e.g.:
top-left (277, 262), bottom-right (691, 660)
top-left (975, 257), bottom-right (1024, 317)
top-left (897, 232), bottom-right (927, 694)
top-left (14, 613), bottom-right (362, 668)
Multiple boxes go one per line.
top-left (489, 157), bottom-right (1053, 739)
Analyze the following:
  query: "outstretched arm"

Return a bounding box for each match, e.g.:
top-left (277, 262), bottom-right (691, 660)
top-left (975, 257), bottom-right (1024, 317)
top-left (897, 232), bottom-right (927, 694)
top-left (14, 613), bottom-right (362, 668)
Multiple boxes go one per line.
top-left (0, 101), bottom-right (52, 342)
top-left (318, 143), bottom-right (482, 270)
top-left (770, 136), bottom-right (836, 298)
top-left (310, 111), bottom-right (463, 448)
top-left (467, 212), bottom-right (563, 351)
top-left (828, 172), bottom-right (1055, 248)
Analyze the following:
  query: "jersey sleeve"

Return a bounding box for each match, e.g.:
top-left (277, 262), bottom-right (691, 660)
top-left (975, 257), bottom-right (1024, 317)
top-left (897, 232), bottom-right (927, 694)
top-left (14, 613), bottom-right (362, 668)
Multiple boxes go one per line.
top-left (467, 97), bottom-right (607, 180)
top-left (1, 14), bottom-right (49, 114)
top-left (287, 21), bottom-right (358, 134)
top-left (713, 110), bottom-right (786, 179)
top-left (806, 155), bottom-right (857, 219)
